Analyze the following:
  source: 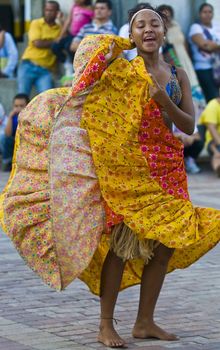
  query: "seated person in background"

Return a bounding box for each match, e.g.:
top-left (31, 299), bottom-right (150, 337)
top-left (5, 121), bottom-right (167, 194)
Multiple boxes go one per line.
top-left (0, 103), bottom-right (7, 141)
top-left (0, 94), bottom-right (29, 171)
top-left (17, 1), bottom-right (61, 96)
top-left (0, 23), bottom-right (18, 78)
top-left (173, 125), bottom-right (204, 174)
top-left (52, 0), bottom-right (94, 63)
top-left (70, 0), bottom-right (117, 53)
top-left (199, 96), bottom-right (220, 177)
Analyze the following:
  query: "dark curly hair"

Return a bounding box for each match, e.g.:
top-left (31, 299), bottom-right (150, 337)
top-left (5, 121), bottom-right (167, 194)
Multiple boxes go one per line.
top-left (95, 0), bottom-right (112, 10)
top-left (199, 2), bottom-right (214, 13)
top-left (45, 1), bottom-right (60, 11)
top-left (83, 0), bottom-right (93, 5)
top-left (128, 3), bottom-right (167, 33)
top-left (157, 4), bottom-right (174, 19)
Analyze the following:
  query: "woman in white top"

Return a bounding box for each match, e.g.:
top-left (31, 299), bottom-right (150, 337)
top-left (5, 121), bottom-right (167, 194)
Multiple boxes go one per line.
top-left (188, 3), bottom-right (220, 102)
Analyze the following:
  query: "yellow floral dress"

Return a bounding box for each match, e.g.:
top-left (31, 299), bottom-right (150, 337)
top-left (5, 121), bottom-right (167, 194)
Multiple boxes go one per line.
top-left (0, 35), bottom-right (219, 295)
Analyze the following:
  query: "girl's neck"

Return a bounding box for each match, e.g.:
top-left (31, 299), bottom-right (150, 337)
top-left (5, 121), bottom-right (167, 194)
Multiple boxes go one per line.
top-left (138, 51), bottom-right (160, 69)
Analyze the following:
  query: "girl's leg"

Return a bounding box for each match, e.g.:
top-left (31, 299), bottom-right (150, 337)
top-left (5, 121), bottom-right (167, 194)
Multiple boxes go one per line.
top-left (98, 250), bottom-right (126, 348)
top-left (132, 244), bottom-right (178, 341)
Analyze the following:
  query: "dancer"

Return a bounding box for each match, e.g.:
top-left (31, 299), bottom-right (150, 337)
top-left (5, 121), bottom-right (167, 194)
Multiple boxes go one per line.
top-left (0, 4), bottom-right (220, 349)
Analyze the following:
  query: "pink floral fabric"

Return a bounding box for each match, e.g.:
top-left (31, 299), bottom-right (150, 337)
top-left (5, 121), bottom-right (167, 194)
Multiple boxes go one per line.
top-left (50, 93), bottom-right (105, 289)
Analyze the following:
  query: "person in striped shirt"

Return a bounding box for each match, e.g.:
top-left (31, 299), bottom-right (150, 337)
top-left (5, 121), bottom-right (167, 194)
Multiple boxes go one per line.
top-left (70, 0), bottom-right (117, 53)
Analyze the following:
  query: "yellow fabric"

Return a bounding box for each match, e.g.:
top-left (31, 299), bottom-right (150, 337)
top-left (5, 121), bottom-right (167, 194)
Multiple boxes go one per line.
top-left (79, 56), bottom-right (220, 296)
top-left (0, 131), bottom-right (20, 232)
top-left (22, 18), bottom-right (61, 69)
top-left (199, 98), bottom-right (220, 146)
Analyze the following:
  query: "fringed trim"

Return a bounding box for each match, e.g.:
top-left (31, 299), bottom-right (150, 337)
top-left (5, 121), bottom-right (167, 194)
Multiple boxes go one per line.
top-left (110, 222), bottom-right (159, 264)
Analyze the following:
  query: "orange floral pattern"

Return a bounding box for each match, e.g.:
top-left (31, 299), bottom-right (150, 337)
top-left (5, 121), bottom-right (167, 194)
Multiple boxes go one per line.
top-left (72, 53), bottom-right (107, 96)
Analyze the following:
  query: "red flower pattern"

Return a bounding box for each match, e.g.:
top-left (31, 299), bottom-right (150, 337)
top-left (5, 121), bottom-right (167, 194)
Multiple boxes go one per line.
top-left (138, 99), bottom-right (189, 201)
top-left (72, 53), bottom-right (107, 96)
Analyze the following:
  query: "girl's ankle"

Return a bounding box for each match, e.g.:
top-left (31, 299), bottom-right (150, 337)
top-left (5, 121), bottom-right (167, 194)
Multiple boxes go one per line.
top-left (135, 317), bottom-right (154, 325)
top-left (100, 317), bottom-right (119, 326)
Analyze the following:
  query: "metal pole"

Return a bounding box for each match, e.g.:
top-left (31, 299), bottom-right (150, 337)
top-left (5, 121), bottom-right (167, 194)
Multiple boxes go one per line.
top-left (24, 0), bottom-right (31, 32)
top-left (11, 0), bottom-right (21, 38)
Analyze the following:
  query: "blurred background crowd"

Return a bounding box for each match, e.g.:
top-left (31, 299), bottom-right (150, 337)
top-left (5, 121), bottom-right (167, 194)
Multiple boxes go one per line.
top-left (0, 0), bottom-right (220, 177)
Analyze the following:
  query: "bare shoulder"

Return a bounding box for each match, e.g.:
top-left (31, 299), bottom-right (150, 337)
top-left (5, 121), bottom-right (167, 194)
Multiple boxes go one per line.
top-left (159, 61), bottom-right (189, 86)
top-left (160, 60), bottom-right (185, 78)
top-left (175, 67), bottom-right (189, 82)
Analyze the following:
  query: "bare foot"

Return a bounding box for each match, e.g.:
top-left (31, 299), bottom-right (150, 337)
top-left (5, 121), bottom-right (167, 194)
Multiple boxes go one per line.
top-left (98, 319), bottom-right (127, 348)
top-left (132, 320), bottom-right (178, 341)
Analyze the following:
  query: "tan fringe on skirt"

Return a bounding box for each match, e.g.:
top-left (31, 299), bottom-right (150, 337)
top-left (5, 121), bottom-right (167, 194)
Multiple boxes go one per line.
top-left (110, 222), bottom-right (159, 264)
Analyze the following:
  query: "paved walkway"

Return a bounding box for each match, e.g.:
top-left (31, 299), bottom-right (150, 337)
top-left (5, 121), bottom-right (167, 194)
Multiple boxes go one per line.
top-left (0, 165), bottom-right (220, 350)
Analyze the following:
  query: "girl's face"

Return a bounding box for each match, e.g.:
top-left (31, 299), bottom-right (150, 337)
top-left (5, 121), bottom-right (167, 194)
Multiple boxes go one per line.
top-left (199, 5), bottom-right (213, 26)
top-left (130, 11), bottom-right (165, 54)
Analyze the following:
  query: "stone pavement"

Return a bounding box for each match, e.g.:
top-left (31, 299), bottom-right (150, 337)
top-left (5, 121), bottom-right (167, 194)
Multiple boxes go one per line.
top-left (0, 165), bottom-right (220, 350)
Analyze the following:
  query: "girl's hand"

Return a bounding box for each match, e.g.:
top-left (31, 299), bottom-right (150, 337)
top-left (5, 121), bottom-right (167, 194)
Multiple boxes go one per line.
top-left (149, 73), bottom-right (170, 107)
top-left (105, 41), bottom-right (115, 63)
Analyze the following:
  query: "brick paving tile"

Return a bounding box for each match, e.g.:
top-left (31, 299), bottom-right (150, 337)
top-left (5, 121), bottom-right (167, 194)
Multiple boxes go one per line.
top-left (133, 347), bottom-right (169, 350)
top-left (0, 337), bottom-right (35, 350)
top-left (52, 347), bottom-right (94, 350)
top-left (0, 165), bottom-right (220, 350)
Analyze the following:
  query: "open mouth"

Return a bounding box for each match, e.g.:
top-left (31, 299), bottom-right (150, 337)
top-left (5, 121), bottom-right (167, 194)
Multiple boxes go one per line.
top-left (143, 37), bottom-right (156, 43)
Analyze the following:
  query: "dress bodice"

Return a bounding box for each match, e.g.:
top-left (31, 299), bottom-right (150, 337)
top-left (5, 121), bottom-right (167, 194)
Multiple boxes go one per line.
top-left (166, 66), bottom-right (182, 105)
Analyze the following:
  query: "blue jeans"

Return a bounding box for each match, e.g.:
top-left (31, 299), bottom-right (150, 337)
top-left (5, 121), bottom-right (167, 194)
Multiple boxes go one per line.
top-left (17, 60), bottom-right (54, 96)
top-left (0, 134), bottom-right (14, 163)
top-left (196, 69), bottom-right (219, 103)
